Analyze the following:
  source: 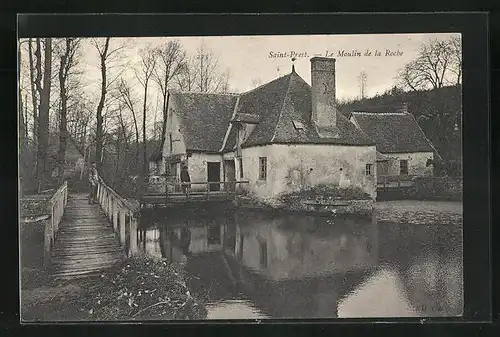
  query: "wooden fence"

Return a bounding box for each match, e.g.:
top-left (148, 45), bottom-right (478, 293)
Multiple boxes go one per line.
top-left (43, 181), bottom-right (68, 269)
top-left (142, 180), bottom-right (249, 206)
top-left (97, 179), bottom-right (141, 257)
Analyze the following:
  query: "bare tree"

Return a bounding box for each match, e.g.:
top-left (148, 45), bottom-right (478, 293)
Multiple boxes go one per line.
top-left (90, 37), bottom-right (127, 169)
top-left (357, 71), bottom-right (368, 99)
top-left (117, 79), bottom-right (140, 170)
top-left (448, 35), bottom-right (462, 86)
top-left (152, 40), bottom-right (186, 148)
top-left (55, 38), bottom-right (81, 183)
top-left (36, 38), bottom-right (53, 191)
top-left (28, 38), bottom-right (38, 144)
top-left (251, 77), bottom-right (262, 89)
top-left (397, 37), bottom-right (460, 91)
top-left (175, 55), bottom-right (196, 91)
top-left (135, 46), bottom-right (157, 194)
top-left (178, 42), bottom-right (231, 93)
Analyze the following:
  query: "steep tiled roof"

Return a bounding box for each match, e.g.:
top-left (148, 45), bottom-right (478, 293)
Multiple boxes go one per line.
top-left (241, 72), bottom-right (374, 147)
top-left (170, 70), bottom-right (374, 153)
top-left (351, 112), bottom-right (435, 153)
top-left (171, 92), bottom-right (238, 152)
top-left (222, 126), bottom-right (238, 152)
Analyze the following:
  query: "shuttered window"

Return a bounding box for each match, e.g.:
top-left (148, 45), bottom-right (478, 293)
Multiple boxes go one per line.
top-left (365, 164), bottom-right (373, 176)
top-left (400, 160), bottom-right (408, 175)
top-left (259, 157), bottom-right (267, 180)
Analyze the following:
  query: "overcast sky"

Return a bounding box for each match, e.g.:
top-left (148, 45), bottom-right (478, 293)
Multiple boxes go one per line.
top-left (19, 33), bottom-right (460, 137)
top-left (76, 32), bottom-right (460, 101)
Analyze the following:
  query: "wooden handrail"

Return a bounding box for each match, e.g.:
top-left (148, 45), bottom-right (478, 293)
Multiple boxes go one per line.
top-left (165, 180), bottom-right (249, 186)
top-left (96, 179), bottom-right (140, 258)
top-left (44, 181), bottom-right (68, 270)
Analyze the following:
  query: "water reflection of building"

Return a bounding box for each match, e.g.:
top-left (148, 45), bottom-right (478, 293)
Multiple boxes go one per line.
top-left (139, 209), bottom-right (462, 319)
top-left (225, 212), bottom-right (380, 318)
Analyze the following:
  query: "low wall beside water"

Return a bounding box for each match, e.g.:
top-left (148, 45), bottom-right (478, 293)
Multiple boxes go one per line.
top-left (377, 177), bottom-right (462, 201)
top-left (235, 195), bottom-right (374, 216)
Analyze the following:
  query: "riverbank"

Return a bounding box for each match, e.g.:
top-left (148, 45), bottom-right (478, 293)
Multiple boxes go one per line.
top-left (21, 255), bottom-right (207, 321)
top-left (375, 200), bottom-right (462, 225)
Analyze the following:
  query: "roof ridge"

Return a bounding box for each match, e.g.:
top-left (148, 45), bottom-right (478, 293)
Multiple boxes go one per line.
top-left (241, 72), bottom-right (293, 95)
top-left (407, 112), bottom-right (443, 160)
top-left (168, 89), bottom-right (240, 96)
top-left (270, 74), bottom-right (294, 143)
top-left (219, 96), bottom-right (240, 152)
top-left (351, 111), bottom-right (408, 115)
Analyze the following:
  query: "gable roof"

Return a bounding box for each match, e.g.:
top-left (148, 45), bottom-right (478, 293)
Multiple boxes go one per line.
top-left (48, 134), bottom-right (85, 159)
top-left (350, 112), bottom-right (435, 153)
top-left (171, 92), bottom-right (238, 152)
top-left (170, 70), bottom-right (374, 153)
top-left (239, 71), bottom-right (373, 147)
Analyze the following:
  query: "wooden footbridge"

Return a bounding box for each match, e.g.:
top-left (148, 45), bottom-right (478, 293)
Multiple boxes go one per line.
top-left (42, 179), bottom-right (248, 279)
top-left (43, 180), bottom-right (140, 279)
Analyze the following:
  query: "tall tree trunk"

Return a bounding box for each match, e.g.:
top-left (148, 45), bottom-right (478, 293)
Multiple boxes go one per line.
top-left (36, 38), bottom-right (52, 192)
top-left (141, 80), bottom-right (149, 196)
top-left (95, 37), bottom-right (110, 171)
top-left (28, 38), bottom-right (38, 146)
top-left (57, 38), bottom-right (70, 184)
top-left (160, 89), bottom-right (168, 151)
top-left (18, 43), bottom-right (27, 196)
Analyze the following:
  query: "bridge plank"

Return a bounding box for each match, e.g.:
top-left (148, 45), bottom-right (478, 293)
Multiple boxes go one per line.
top-left (51, 194), bottom-right (125, 279)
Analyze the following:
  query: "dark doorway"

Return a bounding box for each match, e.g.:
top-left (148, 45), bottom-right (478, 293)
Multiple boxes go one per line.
top-left (207, 224), bottom-right (221, 245)
top-left (207, 161), bottom-right (221, 191)
top-left (224, 159), bottom-right (236, 192)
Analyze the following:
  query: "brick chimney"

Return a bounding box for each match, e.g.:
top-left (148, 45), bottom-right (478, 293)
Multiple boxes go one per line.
top-left (310, 57), bottom-right (339, 138)
top-left (397, 102), bottom-right (408, 113)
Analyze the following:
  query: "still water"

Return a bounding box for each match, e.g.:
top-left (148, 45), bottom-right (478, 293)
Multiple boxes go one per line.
top-left (137, 207), bottom-right (463, 319)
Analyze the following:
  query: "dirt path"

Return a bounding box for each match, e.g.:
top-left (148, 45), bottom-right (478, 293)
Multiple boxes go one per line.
top-left (375, 200), bottom-right (462, 225)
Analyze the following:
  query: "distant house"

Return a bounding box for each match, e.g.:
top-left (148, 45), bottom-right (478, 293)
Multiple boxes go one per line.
top-left (350, 111), bottom-right (439, 180)
top-left (162, 57), bottom-right (377, 202)
top-left (48, 135), bottom-right (86, 180)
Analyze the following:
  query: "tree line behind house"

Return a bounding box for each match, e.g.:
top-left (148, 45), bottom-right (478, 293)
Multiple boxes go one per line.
top-left (18, 36), bottom-right (462, 197)
top-left (18, 38), bottom-right (231, 196)
top-left (342, 36), bottom-right (462, 176)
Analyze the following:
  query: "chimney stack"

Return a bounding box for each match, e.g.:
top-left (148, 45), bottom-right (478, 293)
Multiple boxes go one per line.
top-left (310, 57), bottom-right (339, 138)
top-left (398, 102), bottom-right (408, 113)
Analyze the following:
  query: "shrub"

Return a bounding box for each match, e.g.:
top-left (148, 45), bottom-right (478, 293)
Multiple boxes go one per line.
top-left (279, 184), bottom-right (372, 204)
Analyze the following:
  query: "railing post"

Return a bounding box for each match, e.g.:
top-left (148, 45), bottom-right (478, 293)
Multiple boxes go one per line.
top-left (112, 198), bottom-right (118, 232)
top-left (120, 207), bottom-right (126, 246)
top-left (43, 223), bottom-right (52, 270)
top-left (108, 194), bottom-right (113, 221)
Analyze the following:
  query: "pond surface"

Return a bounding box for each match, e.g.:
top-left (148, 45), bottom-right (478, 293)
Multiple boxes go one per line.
top-left (137, 206), bottom-right (463, 319)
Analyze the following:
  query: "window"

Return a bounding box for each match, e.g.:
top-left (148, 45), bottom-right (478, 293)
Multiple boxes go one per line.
top-left (400, 160), bottom-right (408, 175)
top-left (365, 164), bottom-right (373, 176)
top-left (239, 157), bottom-right (244, 178)
top-left (169, 133), bottom-right (173, 152)
top-left (259, 157), bottom-right (267, 180)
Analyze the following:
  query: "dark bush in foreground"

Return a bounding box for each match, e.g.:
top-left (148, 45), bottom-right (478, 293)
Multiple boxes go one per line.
top-left (74, 255), bottom-right (207, 321)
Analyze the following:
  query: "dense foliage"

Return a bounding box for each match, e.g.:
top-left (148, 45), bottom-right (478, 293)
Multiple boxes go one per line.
top-left (280, 184), bottom-right (372, 205)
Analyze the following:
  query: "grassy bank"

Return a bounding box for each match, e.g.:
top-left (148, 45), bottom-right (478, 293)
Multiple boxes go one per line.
top-left (21, 255), bottom-right (207, 321)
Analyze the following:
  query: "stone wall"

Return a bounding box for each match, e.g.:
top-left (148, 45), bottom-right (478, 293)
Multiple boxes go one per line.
top-left (241, 144), bottom-right (377, 203)
top-left (383, 151), bottom-right (434, 177)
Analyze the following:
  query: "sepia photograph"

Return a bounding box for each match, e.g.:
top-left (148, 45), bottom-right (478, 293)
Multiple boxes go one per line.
top-left (18, 31), bottom-right (463, 321)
